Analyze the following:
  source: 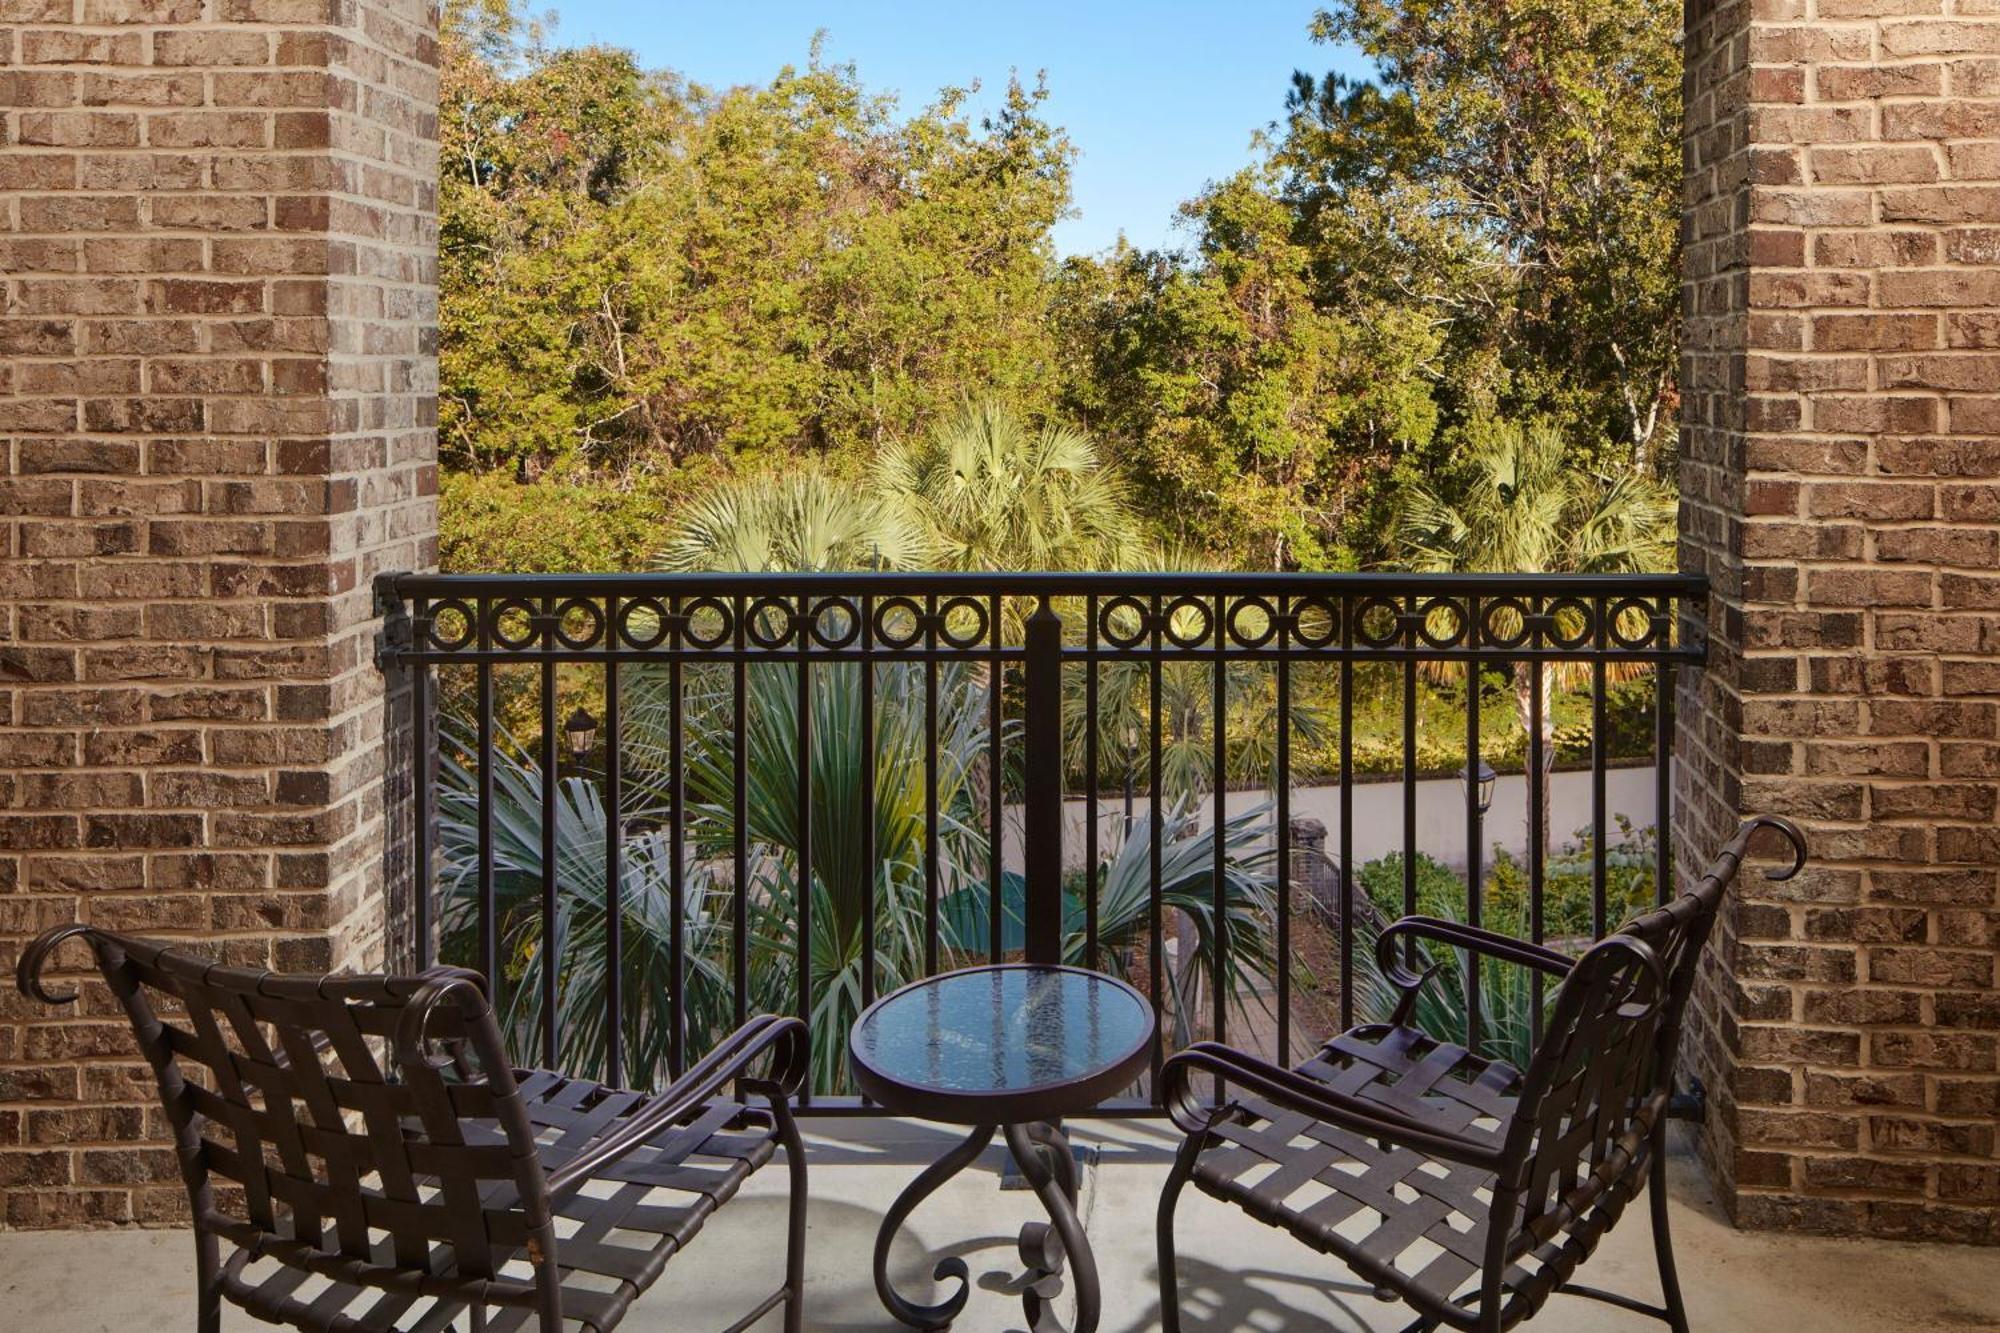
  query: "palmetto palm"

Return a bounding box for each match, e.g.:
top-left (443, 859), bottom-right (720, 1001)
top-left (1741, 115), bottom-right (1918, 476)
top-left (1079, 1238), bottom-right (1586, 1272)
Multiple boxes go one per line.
top-left (876, 399), bottom-right (1139, 572)
top-left (434, 729), bottom-right (737, 1087)
top-left (1082, 800), bottom-right (1281, 1047)
top-left (441, 412), bottom-right (1284, 1092)
top-left (652, 657), bottom-right (998, 1089)
top-left (1393, 419), bottom-right (1676, 849)
top-left (657, 462), bottom-right (925, 573)
top-left (435, 654), bottom-right (1290, 1093)
top-left (877, 401), bottom-right (1137, 645)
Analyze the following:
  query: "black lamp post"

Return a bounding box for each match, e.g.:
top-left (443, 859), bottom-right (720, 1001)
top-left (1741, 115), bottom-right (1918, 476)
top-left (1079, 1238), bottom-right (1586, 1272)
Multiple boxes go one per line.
top-left (564, 706), bottom-right (598, 769)
top-left (1458, 759), bottom-right (1497, 815)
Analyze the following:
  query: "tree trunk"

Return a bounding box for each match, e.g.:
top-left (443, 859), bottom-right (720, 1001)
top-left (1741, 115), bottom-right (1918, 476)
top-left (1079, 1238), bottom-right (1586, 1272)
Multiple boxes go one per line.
top-left (1511, 661), bottom-right (1554, 864)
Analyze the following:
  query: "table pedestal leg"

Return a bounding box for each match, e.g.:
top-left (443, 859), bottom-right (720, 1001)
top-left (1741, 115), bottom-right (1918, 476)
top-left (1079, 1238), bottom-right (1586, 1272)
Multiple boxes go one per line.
top-left (874, 1123), bottom-right (996, 1329)
top-left (1005, 1121), bottom-right (1098, 1333)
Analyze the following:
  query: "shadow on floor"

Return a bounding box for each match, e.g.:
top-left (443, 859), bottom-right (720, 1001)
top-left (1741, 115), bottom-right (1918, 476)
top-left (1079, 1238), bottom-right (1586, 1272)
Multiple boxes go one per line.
top-left (1107, 1256), bottom-right (1397, 1333)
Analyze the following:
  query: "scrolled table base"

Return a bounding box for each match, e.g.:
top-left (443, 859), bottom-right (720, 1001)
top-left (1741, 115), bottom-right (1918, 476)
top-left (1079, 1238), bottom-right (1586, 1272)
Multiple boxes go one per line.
top-left (874, 1123), bottom-right (997, 1329)
top-left (1005, 1121), bottom-right (1097, 1333)
top-left (872, 1120), bottom-right (1099, 1333)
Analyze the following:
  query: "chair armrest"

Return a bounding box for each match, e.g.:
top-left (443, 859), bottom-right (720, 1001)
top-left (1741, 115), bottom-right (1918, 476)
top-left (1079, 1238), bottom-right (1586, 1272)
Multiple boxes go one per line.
top-left (1160, 1041), bottom-right (1504, 1173)
top-left (1375, 916), bottom-right (1574, 1026)
top-left (16, 922), bottom-right (98, 1005)
top-left (543, 1014), bottom-right (809, 1198)
top-left (1376, 916), bottom-right (1576, 981)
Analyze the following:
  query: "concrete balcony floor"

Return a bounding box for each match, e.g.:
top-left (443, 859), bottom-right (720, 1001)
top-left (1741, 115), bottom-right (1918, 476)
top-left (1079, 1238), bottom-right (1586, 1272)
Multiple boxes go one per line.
top-left (4, 1119), bottom-right (1994, 1333)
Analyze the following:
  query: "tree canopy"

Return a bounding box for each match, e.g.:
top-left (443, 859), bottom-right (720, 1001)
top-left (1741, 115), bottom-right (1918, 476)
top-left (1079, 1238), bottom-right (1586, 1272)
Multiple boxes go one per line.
top-left (438, 0), bottom-right (1681, 575)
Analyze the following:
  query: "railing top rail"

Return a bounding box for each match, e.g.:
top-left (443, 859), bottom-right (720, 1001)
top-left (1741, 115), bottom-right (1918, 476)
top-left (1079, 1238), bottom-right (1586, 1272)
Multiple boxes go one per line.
top-left (381, 570), bottom-right (1709, 599)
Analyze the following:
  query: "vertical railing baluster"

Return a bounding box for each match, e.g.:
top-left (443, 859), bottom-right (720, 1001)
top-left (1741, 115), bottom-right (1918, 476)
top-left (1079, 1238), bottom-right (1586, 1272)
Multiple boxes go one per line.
top-left (1023, 597), bottom-right (1064, 967)
top-left (1402, 613), bottom-right (1418, 932)
top-left (604, 643), bottom-right (623, 1090)
top-left (1084, 594), bottom-right (1099, 970)
top-left (667, 597), bottom-right (685, 1082)
top-left (1275, 595), bottom-right (1291, 1067)
top-left (924, 595), bottom-right (940, 975)
top-left (539, 595), bottom-right (559, 1068)
top-left (1148, 596), bottom-right (1165, 1089)
top-left (476, 617), bottom-right (496, 995)
top-left (1463, 594), bottom-right (1482, 1057)
top-left (1529, 618), bottom-right (1547, 1046)
top-left (1210, 594), bottom-right (1228, 1047)
top-left (988, 592), bottom-right (1004, 964)
top-left (795, 594), bottom-right (813, 1093)
top-left (1339, 602), bottom-right (1355, 1034)
top-left (413, 599), bottom-right (432, 971)
top-left (732, 599), bottom-right (748, 1030)
top-left (861, 595), bottom-right (877, 1010)
top-left (1656, 614), bottom-right (1674, 906)
top-left (1592, 598), bottom-right (1609, 938)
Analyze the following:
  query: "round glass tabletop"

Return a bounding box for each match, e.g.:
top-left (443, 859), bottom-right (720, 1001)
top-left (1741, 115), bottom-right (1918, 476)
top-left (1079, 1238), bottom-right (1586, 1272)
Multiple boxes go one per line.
top-left (849, 965), bottom-right (1154, 1122)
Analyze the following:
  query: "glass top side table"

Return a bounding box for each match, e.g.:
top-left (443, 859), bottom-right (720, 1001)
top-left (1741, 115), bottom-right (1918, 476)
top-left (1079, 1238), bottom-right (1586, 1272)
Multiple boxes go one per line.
top-left (850, 964), bottom-right (1155, 1333)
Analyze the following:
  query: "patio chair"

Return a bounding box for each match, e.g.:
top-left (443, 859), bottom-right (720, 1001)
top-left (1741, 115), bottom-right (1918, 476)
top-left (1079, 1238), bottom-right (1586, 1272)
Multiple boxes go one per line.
top-left (15, 926), bottom-right (810, 1333)
top-left (1157, 815), bottom-right (1806, 1333)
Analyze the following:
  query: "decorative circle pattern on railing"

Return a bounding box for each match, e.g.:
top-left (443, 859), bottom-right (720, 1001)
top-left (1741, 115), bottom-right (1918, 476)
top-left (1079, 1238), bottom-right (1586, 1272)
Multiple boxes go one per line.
top-left (400, 576), bottom-right (1698, 663)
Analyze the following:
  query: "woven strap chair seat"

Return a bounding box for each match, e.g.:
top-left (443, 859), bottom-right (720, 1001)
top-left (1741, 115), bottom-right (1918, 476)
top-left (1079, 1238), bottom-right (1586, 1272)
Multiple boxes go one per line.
top-left (1189, 1022), bottom-right (1648, 1326)
top-left (216, 1071), bottom-right (776, 1333)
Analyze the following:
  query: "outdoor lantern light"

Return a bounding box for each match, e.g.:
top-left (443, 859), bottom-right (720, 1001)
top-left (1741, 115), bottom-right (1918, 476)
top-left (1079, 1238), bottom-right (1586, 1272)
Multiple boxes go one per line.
top-left (1459, 759), bottom-right (1497, 815)
top-left (564, 706), bottom-right (599, 762)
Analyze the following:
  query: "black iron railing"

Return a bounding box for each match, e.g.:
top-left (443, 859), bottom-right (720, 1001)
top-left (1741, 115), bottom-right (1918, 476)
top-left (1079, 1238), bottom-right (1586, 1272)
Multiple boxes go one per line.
top-left (376, 571), bottom-right (1705, 1110)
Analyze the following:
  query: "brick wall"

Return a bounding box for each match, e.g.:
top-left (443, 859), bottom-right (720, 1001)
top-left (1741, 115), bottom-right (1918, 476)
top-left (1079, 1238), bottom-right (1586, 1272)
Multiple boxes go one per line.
top-left (0, 0), bottom-right (438, 1228)
top-left (1679, 0), bottom-right (2000, 1244)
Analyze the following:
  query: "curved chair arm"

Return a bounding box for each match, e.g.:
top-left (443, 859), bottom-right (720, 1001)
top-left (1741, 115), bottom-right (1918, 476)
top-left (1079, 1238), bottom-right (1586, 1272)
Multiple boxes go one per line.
top-left (392, 967), bottom-right (495, 1072)
top-left (1374, 916), bottom-right (1576, 1025)
top-left (1161, 1041), bottom-right (1504, 1173)
top-left (544, 1014), bottom-right (809, 1199)
top-left (16, 922), bottom-right (100, 1005)
top-left (1718, 814), bottom-right (1808, 885)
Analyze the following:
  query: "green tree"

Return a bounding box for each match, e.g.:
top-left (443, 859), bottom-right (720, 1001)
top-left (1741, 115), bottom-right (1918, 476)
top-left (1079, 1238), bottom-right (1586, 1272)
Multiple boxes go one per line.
top-left (1281, 0), bottom-right (1682, 472)
top-left (440, 0), bottom-right (684, 474)
top-left (1059, 172), bottom-right (1442, 569)
top-left (439, 469), bottom-right (691, 574)
top-left (440, 3), bottom-right (1077, 481)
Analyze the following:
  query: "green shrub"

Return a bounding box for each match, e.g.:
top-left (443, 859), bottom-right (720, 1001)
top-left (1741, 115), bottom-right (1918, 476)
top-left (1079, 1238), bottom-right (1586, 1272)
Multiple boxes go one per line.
top-left (439, 468), bottom-right (699, 574)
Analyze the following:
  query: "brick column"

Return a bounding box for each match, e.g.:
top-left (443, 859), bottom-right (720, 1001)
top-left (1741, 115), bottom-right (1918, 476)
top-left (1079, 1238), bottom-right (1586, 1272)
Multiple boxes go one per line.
top-left (1679, 0), bottom-right (2000, 1244)
top-left (0, 0), bottom-right (438, 1227)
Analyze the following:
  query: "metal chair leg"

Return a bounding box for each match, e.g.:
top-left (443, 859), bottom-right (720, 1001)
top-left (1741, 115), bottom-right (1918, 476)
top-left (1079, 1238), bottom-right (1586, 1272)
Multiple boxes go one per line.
top-left (773, 1088), bottom-right (809, 1333)
top-left (195, 1229), bottom-right (221, 1333)
top-left (1157, 1135), bottom-right (1203, 1333)
top-left (1650, 1150), bottom-right (1690, 1333)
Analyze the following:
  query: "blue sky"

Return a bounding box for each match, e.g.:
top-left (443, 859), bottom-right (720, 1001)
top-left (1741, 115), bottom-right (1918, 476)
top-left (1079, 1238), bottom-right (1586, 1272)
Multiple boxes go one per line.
top-left (536, 2), bottom-right (1371, 254)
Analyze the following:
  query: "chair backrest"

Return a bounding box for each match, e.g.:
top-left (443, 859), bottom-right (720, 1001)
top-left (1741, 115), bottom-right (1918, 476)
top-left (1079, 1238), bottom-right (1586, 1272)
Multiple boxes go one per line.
top-left (1492, 816), bottom-right (1806, 1258)
top-left (15, 926), bottom-right (558, 1304)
